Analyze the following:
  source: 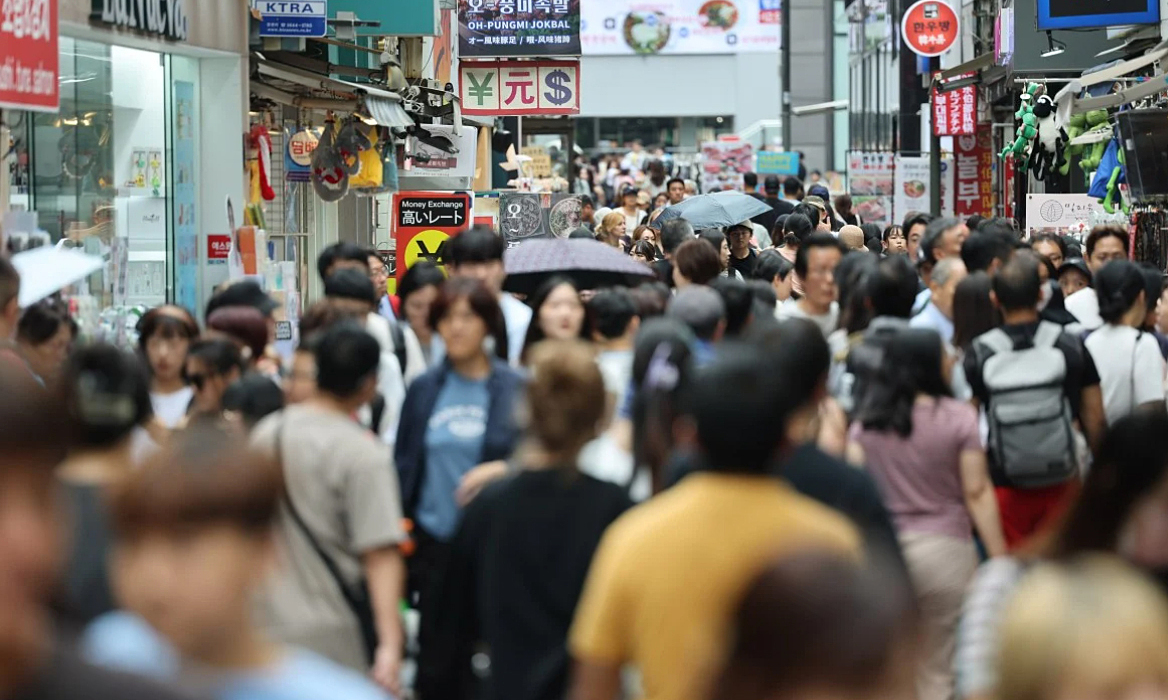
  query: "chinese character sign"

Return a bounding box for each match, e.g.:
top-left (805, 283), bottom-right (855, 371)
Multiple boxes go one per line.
top-left (900, 0), bottom-right (958, 57)
top-left (581, 0), bottom-right (780, 55)
top-left (393, 192), bottom-right (473, 281)
top-left (460, 60), bottom-right (580, 115)
top-left (458, 0), bottom-right (581, 58)
top-left (933, 79), bottom-right (977, 137)
top-left (0, 0), bottom-right (58, 112)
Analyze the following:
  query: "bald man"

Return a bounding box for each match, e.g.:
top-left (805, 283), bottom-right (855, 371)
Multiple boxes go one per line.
top-left (840, 225), bottom-right (866, 252)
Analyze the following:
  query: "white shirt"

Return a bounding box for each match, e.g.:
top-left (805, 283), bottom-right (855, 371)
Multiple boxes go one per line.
top-left (1065, 288), bottom-right (1103, 331)
top-left (1084, 324), bottom-right (1166, 425)
top-left (778, 298), bottom-right (839, 337)
top-left (499, 293), bottom-right (533, 367)
top-left (151, 387), bottom-right (194, 428)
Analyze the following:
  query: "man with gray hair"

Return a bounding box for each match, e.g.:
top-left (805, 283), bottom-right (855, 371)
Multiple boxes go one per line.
top-left (668, 285), bottom-right (726, 366)
top-left (914, 217), bottom-right (969, 315)
top-left (911, 256), bottom-right (968, 346)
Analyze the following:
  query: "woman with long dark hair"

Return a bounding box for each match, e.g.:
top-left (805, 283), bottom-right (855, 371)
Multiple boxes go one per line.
top-left (1083, 260), bottom-right (1166, 424)
top-left (398, 261), bottom-right (448, 368)
top-left (136, 305), bottom-right (199, 428)
top-left (849, 328), bottom-right (1004, 700)
top-left (520, 276), bottom-right (590, 365)
top-left (419, 340), bottom-right (632, 700)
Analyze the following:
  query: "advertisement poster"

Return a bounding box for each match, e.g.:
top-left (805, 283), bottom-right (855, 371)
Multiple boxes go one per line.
top-left (458, 0), bottom-right (581, 57)
top-left (582, 0), bottom-right (780, 55)
top-left (393, 192), bottom-right (473, 281)
top-left (847, 151), bottom-right (894, 225)
top-left (0, 0), bottom-right (57, 111)
top-left (933, 80), bottom-right (977, 137)
top-left (700, 140), bottom-right (753, 192)
top-left (893, 155), bottom-right (955, 222)
top-left (756, 151), bottom-right (799, 176)
top-left (1025, 194), bottom-right (1106, 237)
top-left (172, 81), bottom-right (199, 314)
top-left (498, 192), bottom-right (583, 246)
top-left (954, 130), bottom-right (993, 219)
top-left (460, 60), bottom-right (580, 116)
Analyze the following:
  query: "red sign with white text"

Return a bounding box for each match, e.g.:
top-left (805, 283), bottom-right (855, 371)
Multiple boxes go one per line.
top-left (954, 128), bottom-right (994, 218)
top-left (901, 0), bottom-right (959, 57)
top-left (207, 234), bottom-right (232, 261)
top-left (933, 76), bottom-right (977, 137)
top-left (0, 0), bottom-right (59, 112)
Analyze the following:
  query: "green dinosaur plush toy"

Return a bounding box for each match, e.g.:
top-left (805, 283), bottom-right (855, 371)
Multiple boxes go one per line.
top-left (999, 82), bottom-right (1042, 171)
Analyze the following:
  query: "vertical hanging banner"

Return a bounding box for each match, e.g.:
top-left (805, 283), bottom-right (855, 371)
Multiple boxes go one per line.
top-left (0, 0), bottom-right (58, 112)
top-left (460, 59), bottom-right (580, 115)
top-left (954, 129), bottom-right (994, 219)
top-left (933, 77), bottom-right (977, 137)
top-left (393, 192), bottom-right (473, 281)
top-left (847, 151), bottom-right (895, 226)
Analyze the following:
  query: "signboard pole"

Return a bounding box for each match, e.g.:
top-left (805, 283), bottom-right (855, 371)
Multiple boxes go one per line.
top-left (929, 60), bottom-right (942, 216)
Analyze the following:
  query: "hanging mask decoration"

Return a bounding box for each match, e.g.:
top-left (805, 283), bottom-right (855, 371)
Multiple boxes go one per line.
top-left (334, 119), bottom-right (372, 176)
top-left (311, 120), bottom-right (349, 202)
top-left (1030, 95), bottom-right (1068, 183)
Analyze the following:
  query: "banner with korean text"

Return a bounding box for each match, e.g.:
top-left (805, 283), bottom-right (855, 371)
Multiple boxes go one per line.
top-left (953, 129), bottom-right (994, 219)
top-left (932, 75), bottom-right (976, 137)
top-left (460, 59), bottom-right (580, 115)
top-left (582, 0), bottom-right (779, 55)
top-left (458, 0), bottom-right (581, 57)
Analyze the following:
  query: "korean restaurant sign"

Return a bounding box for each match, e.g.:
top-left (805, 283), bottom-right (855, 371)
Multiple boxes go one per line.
top-left (900, 0), bottom-right (958, 57)
top-left (91, 0), bottom-right (188, 41)
top-left (458, 0), bottom-right (581, 58)
top-left (933, 74), bottom-right (977, 137)
top-left (460, 59), bottom-right (580, 116)
top-left (954, 129), bottom-right (993, 219)
top-left (393, 192), bottom-right (473, 281)
top-left (0, 0), bottom-right (58, 112)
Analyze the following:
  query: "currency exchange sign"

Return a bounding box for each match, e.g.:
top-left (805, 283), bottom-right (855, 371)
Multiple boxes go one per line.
top-left (460, 59), bottom-right (580, 116)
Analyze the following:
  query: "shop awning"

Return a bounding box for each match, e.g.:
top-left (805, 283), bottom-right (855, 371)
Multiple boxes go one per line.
top-left (364, 94), bottom-right (413, 128)
top-left (252, 57), bottom-right (414, 127)
top-left (937, 53), bottom-right (995, 82)
top-left (1055, 43), bottom-right (1168, 116)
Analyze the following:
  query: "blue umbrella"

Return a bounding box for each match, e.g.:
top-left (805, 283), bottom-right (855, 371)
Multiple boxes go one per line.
top-left (654, 191), bottom-right (772, 230)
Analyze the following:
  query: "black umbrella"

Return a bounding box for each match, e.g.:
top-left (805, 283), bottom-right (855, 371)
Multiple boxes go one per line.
top-left (502, 238), bottom-right (656, 295)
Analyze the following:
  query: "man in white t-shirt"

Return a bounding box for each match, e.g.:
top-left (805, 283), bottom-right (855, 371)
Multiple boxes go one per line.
top-left (1066, 227), bottom-right (1129, 331)
top-left (779, 232), bottom-right (842, 337)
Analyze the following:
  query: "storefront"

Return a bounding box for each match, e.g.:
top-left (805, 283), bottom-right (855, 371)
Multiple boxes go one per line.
top-left (2, 0), bottom-right (248, 338)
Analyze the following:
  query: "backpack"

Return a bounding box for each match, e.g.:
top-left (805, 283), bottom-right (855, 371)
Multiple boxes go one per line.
top-left (973, 321), bottom-right (1077, 488)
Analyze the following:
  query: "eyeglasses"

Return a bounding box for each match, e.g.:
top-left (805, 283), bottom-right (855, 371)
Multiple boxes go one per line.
top-left (369, 265), bottom-right (389, 278)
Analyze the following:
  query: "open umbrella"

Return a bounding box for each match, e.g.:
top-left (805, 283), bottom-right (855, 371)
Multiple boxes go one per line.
top-left (12, 247), bottom-right (104, 307)
top-left (503, 238), bottom-right (656, 295)
top-left (654, 190), bottom-right (772, 230)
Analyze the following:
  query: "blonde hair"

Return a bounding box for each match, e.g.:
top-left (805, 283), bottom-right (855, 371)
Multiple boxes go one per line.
top-left (998, 556), bottom-right (1168, 700)
top-left (596, 212), bottom-right (625, 236)
top-left (524, 340), bottom-right (606, 466)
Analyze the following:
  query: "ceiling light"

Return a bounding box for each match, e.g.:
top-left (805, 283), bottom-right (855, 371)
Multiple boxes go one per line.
top-left (1042, 31), bottom-right (1067, 58)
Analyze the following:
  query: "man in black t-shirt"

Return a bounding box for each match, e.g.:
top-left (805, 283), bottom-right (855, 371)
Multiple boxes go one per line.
top-left (726, 223), bottom-right (758, 279)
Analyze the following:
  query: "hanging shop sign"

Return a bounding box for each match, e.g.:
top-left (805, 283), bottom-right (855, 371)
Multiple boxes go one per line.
top-left (458, 0), bottom-right (581, 58)
top-left (1024, 194), bottom-right (1105, 237)
top-left (755, 151), bottom-right (800, 176)
top-left (900, 0), bottom-right (958, 57)
top-left (407, 125), bottom-right (478, 181)
top-left (847, 151), bottom-right (894, 226)
top-left (285, 128), bottom-right (318, 182)
top-left (581, 0), bottom-right (779, 55)
top-left (498, 192), bottom-right (583, 247)
top-left (251, 0), bottom-right (327, 38)
top-left (932, 77), bottom-right (976, 137)
top-left (393, 192), bottom-right (473, 280)
top-left (954, 129), bottom-right (994, 219)
top-left (91, 0), bottom-right (188, 40)
top-left (0, 0), bottom-right (58, 112)
top-left (893, 154), bottom-right (954, 223)
top-left (207, 234), bottom-right (232, 262)
top-left (460, 59), bottom-right (579, 116)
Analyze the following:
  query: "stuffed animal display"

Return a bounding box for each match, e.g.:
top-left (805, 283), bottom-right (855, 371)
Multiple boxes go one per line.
top-left (1029, 94), bottom-right (1067, 182)
top-left (1000, 82), bottom-right (1042, 172)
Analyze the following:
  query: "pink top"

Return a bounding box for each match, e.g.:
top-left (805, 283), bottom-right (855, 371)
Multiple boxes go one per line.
top-left (849, 397), bottom-right (981, 540)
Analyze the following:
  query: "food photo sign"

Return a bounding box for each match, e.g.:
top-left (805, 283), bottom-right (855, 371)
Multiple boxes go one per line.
top-left (581, 0), bottom-right (779, 55)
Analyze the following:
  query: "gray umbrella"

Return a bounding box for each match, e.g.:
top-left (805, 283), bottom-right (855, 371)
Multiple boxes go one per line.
top-left (654, 191), bottom-right (772, 230)
top-left (503, 238), bottom-right (656, 295)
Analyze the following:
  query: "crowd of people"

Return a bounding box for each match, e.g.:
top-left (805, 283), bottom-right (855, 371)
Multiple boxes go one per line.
top-left (3, 170), bottom-right (1168, 700)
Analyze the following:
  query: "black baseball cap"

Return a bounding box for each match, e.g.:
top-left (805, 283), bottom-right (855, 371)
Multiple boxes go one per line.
top-left (205, 279), bottom-right (278, 318)
top-left (1058, 258), bottom-right (1092, 282)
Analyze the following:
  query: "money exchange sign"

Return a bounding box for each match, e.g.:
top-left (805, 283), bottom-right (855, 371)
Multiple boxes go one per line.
top-left (393, 192), bottom-right (473, 281)
top-left (460, 59), bottom-right (580, 115)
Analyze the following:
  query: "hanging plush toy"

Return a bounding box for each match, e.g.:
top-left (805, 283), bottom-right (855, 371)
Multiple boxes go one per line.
top-left (1059, 110), bottom-right (1111, 184)
top-left (999, 82), bottom-right (1042, 172)
top-left (249, 123), bottom-right (276, 201)
top-left (1029, 95), bottom-right (1067, 182)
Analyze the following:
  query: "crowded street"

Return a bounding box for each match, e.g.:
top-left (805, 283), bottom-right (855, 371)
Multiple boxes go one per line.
top-left (4, 1), bottom-right (1168, 700)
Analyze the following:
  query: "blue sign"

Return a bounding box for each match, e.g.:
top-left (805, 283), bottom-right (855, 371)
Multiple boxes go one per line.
top-left (756, 151), bottom-right (800, 176)
top-left (253, 0), bottom-right (328, 38)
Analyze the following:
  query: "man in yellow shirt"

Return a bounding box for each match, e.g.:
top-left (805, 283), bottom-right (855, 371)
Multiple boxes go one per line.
top-left (569, 342), bottom-right (861, 700)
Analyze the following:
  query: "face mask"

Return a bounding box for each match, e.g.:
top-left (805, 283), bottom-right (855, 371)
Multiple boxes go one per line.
top-left (1038, 280), bottom-right (1054, 312)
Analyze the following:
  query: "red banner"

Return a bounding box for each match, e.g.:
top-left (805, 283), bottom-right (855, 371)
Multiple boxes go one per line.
top-left (0, 0), bottom-right (59, 112)
top-left (207, 234), bottom-right (232, 260)
top-left (933, 79), bottom-right (977, 137)
top-left (954, 128), bottom-right (994, 218)
top-left (393, 191), bottom-right (472, 281)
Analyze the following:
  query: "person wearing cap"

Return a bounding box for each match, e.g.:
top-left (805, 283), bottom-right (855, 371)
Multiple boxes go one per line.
top-left (839, 225), bottom-right (867, 252)
top-left (619, 187), bottom-right (647, 234)
top-left (752, 176), bottom-right (792, 235)
top-left (726, 222), bottom-right (758, 279)
top-left (324, 269), bottom-right (406, 441)
top-left (1058, 258), bottom-right (1096, 328)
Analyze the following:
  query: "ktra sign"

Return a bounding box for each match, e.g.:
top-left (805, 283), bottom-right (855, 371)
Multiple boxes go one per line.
top-left (91, 0), bottom-right (188, 41)
top-left (460, 59), bottom-right (580, 116)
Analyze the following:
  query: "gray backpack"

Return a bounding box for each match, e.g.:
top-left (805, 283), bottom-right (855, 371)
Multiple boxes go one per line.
top-left (974, 321), bottom-right (1077, 488)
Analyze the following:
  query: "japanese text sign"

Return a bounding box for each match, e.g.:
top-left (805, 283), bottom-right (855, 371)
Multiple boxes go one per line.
top-left (393, 192), bottom-right (473, 281)
top-left (901, 0), bottom-right (958, 57)
top-left (460, 59), bottom-right (579, 115)
top-left (251, 0), bottom-right (327, 38)
top-left (954, 129), bottom-right (993, 218)
top-left (0, 0), bottom-right (58, 112)
top-left (933, 76), bottom-right (977, 137)
top-left (458, 0), bottom-right (580, 58)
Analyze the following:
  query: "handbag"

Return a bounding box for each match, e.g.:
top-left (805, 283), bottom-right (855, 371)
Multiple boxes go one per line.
top-left (276, 419), bottom-right (379, 663)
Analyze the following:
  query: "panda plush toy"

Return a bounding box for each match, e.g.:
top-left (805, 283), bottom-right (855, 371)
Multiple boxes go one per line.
top-left (1030, 94), bottom-right (1067, 182)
